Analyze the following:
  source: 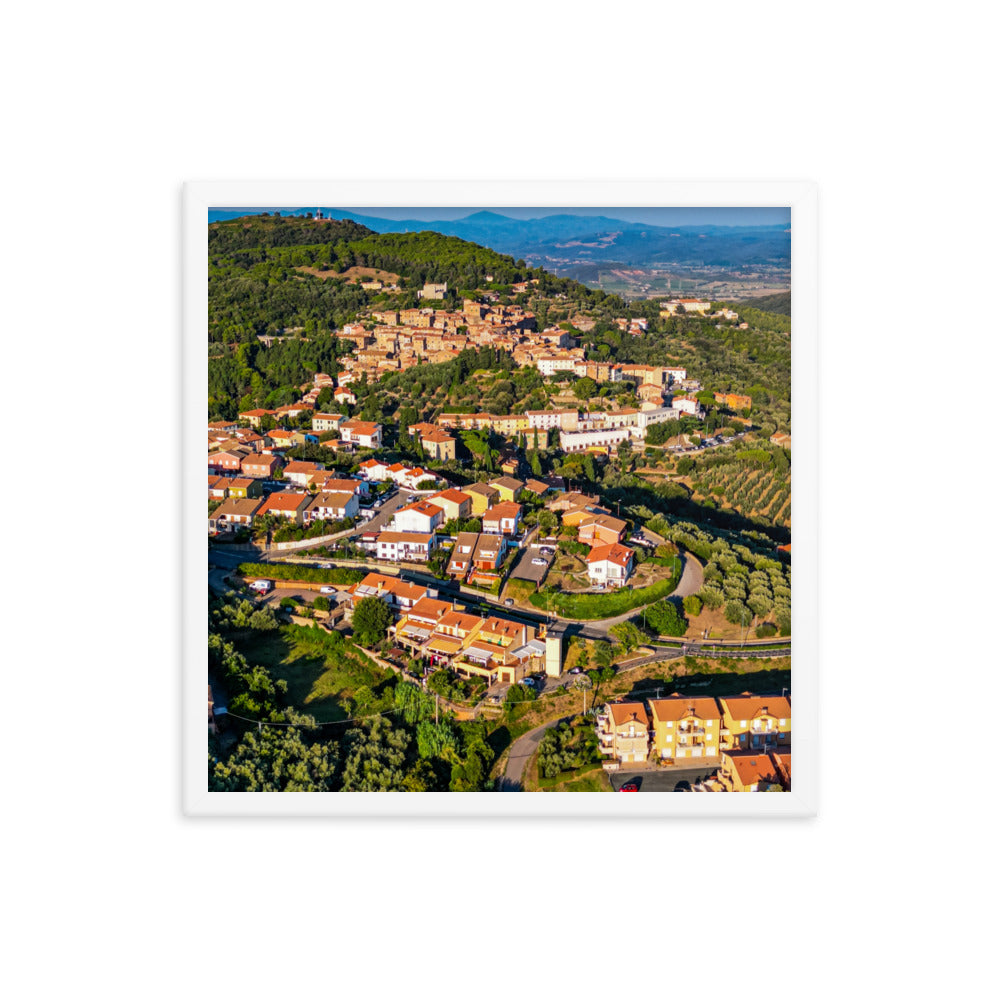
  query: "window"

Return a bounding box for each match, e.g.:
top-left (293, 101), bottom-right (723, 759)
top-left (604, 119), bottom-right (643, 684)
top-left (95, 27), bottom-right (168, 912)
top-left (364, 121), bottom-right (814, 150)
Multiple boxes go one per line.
top-left (706, 720), bottom-right (713, 726)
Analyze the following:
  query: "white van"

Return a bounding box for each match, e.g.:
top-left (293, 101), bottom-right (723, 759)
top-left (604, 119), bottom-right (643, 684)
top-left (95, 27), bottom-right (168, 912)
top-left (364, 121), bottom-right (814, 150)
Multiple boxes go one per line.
top-left (250, 579), bottom-right (273, 594)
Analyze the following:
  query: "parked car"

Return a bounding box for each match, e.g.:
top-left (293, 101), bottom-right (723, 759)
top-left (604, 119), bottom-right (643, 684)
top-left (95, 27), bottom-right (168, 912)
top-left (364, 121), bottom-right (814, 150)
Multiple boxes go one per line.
top-left (570, 667), bottom-right (583, 674)
top-left (319, 586), bottom-right (336, 594)
top-left (619, 782), bottom-right (639, 792)
top-left (531, 558), bottom-right (547, 566)
top-left (504, 597), bottom-right (514, 606)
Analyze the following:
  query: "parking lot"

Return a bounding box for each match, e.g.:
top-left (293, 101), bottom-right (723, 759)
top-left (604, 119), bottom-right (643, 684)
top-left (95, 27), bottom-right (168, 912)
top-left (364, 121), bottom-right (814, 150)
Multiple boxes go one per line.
top-left (608, 761), bottom-right (721, 792)
top-left (509, 543), bottom-right (555, 585)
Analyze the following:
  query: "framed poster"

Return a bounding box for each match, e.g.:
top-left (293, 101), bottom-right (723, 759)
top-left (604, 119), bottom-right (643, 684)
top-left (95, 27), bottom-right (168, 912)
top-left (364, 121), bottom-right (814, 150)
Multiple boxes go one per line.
top-left (183, 180), bottom-right (817, 816)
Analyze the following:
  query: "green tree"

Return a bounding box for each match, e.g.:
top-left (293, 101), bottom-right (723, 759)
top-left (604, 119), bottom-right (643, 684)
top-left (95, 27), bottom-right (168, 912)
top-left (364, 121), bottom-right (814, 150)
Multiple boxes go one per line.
top-left (352, 596), bottom-right (394, 647)
top-left (340, 717), bottom-right (410, 791)
top-left (573, 376), bottom-right (597, 400)
top-left (209, 724), bottom-right (339, 792)
top-left (644, 599), bottom-right (687, 637)
top-left (682, 594), bottom-right (703, 617)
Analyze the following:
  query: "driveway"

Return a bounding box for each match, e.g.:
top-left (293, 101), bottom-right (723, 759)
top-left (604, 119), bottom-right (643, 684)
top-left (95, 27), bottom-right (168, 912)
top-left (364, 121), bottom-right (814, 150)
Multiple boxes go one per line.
top-left (672, 552), bottom-right (704, 599)
top-left (499, 715), bottom-right (573, 791)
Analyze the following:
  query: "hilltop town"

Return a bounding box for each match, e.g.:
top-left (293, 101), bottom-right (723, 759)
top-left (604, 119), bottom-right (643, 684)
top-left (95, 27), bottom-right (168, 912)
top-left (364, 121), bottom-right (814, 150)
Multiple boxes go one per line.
top-left (207, 214), bottom-right (792, 794)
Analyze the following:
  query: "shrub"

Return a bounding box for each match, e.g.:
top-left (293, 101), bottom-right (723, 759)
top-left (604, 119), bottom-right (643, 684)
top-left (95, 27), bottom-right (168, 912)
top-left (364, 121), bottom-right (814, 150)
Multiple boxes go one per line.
top-left (755, 622), bottom-right (778, 638)
top-left (682, 595), bottom-right (703, 617)
top-left (313, 596), bottom-right (331, 611)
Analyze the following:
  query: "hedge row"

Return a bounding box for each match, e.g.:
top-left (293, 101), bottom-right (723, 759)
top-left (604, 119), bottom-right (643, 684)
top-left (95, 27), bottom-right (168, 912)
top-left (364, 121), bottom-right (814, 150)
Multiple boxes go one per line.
top-left (237, 562), bottom-right (364, 585)
top-left (530, 567), bottom-right (681, 621)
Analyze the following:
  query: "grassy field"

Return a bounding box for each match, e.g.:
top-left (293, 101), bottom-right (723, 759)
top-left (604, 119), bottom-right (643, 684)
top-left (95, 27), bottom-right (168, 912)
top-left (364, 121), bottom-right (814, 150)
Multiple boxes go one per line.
top-left (232, 625), bottom-right (393, 722)
top-left (530, 762), bottom-right (611, 792)
top-left (530, 556), bottom-right (682, 619)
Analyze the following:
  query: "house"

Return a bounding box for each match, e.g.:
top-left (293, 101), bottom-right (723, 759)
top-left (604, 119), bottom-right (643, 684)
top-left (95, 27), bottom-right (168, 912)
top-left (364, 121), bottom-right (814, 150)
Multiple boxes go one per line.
top-left (226, 477), bottom-right (262, 499)
top-left (241, 453), bottom-right (282, 479)
top-left (422, 610), bottom-right (483, 668)
top-left (208, 419), bottom-right (238, 435)
top-left (320, 477), bottom-right (371, 497)
top-left (649, 695), bottom-right (722, 761)
top-left (256, 491), bottom-right (311, 524)
top-left (489, 476), bottom-right (524, 503)
top-left (718, 694), bottom-right (791, 752)
top-left (304, 491), bottom-right (359, 523)
top-left (375, 531), bottom-right (438, 562)
top-left (333, 386), bottom-right (357, 406)
top-left (208, 475), bottom-right (230, 499)
top-left (312, 412), bottom-right (346, 433)
top-left (770, 432), bottom-right (791, 449)
top-left (340, 420), bottom-right (382, 449)
top-left (418, 281), bottom-right (448, 299)
top-left (392, 500), bottom-right (445, 534)
top-left (714, 392), bottom-right (753, 411)
top-left (562, 503), bottom-right (612, 528)
top-left (596, 702), bottom-right (651, 764)
top-left (209, 496), bottom-right (264, 534)
top-left (282, 460), bottom-right (324, 487)
top-left (717, 751), bottom-right (785, 792)
top-left (522, 479), bottom-right (551, 499)
top-left (346, 572), bottom-right (428, 611)
top-left (238, 408), bottom-right (275, 428)
top-left (446, 531), bottom-right (479, 578)
top-left (358, 458), bottom-right (392, 481)
top-left (418, 427), bottom-right (456, 461)
top-left (429, 488), bottom-right (473, 522)
top-left (470, 533), bottom-right (507, 582)
top-left (482, 501), bottom-right (523, 536)
top-left (671, 396), bottom-right (705, 418)
top-left (463, 482), bottom-right (500, 516)
top-left (586, 543), bottom-right (635, 588)
top-left (577, 513), bottom-right (628, 547)
top-left (209, 448), bottom-right (250, 473)
top-left (400, 467), bottom-right (435, 490)
top-left (266, 428), bottom-right (298, 449)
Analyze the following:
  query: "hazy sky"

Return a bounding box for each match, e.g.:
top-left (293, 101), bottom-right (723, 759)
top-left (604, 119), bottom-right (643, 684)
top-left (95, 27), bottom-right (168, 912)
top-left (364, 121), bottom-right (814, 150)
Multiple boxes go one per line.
top-left (343, 207), bottom-right (790, 226)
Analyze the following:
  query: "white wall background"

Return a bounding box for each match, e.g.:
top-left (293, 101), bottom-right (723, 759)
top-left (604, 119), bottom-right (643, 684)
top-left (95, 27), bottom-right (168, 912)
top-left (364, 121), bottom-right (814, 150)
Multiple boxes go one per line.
top-left (4, 2), bottom-right (993, 997)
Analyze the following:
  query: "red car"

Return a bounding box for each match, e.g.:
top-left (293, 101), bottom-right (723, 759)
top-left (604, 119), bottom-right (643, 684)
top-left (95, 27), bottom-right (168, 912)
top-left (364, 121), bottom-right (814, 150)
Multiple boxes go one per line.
top-left (619, 782), bottom-right (639, 792)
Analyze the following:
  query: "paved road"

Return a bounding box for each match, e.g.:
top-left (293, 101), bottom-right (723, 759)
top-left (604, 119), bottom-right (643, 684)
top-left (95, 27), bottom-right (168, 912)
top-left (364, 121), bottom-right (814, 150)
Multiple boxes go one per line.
top-left (348, 489), bottom-right (412, 536)
top-left (499, 716), bottom-right (573, 791)
top-left (672, 552), bottom-right (704, 599)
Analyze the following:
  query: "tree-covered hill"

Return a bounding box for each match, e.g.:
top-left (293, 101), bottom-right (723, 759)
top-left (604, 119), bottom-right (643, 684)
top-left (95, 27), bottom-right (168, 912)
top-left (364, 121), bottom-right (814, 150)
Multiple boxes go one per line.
top-left (208, 214), bottom-right (373, 253)
top-left (737, 291), bottom-right (791, 316)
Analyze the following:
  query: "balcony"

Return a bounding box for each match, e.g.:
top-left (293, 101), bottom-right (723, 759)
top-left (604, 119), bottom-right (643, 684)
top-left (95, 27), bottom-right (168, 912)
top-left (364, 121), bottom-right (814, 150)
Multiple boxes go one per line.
top-left (677, 726), bottom-right (706, 736)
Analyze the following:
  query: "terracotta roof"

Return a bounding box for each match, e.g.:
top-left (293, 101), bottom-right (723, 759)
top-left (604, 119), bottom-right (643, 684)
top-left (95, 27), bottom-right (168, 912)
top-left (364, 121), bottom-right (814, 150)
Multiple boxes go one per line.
top-left (283, 461), bottom-right (322, 475)
top-left (484, 501), bottom-right (522, 520)
top-left (259, 491), bottom-right (310, 512)
top-left (376, 531), bottom-right (433, 544)
top-left (608, 702), bottom-right (650, 729)
top-left (213, 497), bottom-right (264, 519)
top-left (407, 597), bottom-right (453, 622)
top-left (307, 491), bottom-right (354, 510)
top-left (726, 752), bottom-right (781, 788)
top-left (648, 695), bottom-right (721, 724)
top-left (464, 482), bottom-right (499, 498)
top-left (342, 419), bottom-right (380, 435)
top-left (400, 500), bottom-right (443, 518)
top-left (490, 476), bottom-right (524, 491)
top-left (586, 542), bottom-right (634, 568)
top-left (228, 478), bottom-right (254, 490)
top-left (432, 488), bottom-right (472, 506)
top-left (720, 695), bottom-right (791, 722)
top-left (438, 610), bottom-right (482, 632)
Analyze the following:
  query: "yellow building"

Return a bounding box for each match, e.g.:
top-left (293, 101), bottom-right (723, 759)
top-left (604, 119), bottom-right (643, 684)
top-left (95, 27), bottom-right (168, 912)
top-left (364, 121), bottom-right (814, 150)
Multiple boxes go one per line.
top-left (596, 702), bottom-right (650, 764)
top-left (489, 476), bottom-right (524, 502)
top-left (718, 751), bottom-right (785, 792)
top-left (463, 482), bottom-right (500, 515)
top-left (718, 694), bottom-right (791, 752)
top-left (649, 695), bottom-right (722, 761)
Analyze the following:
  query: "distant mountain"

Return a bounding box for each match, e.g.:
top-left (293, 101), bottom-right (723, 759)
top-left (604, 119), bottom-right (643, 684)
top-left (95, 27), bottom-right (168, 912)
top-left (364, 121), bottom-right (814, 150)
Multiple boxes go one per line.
top-left (206, 208), bottom-right (790, 269)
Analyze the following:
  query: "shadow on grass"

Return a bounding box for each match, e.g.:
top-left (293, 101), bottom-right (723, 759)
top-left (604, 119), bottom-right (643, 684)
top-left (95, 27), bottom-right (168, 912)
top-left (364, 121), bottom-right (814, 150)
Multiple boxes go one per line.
top-left (625, 668), bottom-right (791, 701)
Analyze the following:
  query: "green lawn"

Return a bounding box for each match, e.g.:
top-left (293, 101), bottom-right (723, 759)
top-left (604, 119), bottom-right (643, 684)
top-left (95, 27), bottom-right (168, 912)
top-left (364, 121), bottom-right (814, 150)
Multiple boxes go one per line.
top-left (530, 556), bottom-right (682, 619)
top-left (232, 625), bottom-right (392, 722)
top-left (534, 762), bottom-right (611, 792)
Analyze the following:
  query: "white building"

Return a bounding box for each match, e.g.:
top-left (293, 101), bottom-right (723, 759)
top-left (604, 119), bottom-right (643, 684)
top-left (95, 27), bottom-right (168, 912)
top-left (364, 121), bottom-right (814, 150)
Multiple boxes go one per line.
top-left (559, 427), bottom-right (631, 453)
top-left (392, 500), bottom-right (445, 534)
top-left (375, 531), bottom-right (438, 562)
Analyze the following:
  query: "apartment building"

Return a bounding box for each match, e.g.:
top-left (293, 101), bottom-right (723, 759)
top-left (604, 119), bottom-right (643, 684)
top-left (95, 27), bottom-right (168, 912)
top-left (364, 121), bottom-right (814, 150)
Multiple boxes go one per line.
top-left (649, 695), bottom-right (723, 761)
top-left (375, 531), bottom-right (438, 562)
top-left (596, 702), bottom-right (651, 764)
top-left (718, 694), bottom-right (792, 752)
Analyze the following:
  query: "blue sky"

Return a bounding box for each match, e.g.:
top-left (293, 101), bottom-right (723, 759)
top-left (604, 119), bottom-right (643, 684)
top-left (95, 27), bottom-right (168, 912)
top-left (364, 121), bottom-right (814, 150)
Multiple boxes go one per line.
top-left (343, 207), bottom-right (790, 226)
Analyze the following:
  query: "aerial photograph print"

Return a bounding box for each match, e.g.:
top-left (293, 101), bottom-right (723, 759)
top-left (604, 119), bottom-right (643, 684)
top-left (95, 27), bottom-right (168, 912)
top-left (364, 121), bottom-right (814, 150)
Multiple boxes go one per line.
top-left (205, 204), bottom-right (793, 794)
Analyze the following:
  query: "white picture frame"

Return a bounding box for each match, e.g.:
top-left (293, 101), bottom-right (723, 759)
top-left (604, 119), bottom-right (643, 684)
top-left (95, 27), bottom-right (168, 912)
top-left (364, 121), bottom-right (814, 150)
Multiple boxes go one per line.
top-left (184, 179), bottom-right (817, 817)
